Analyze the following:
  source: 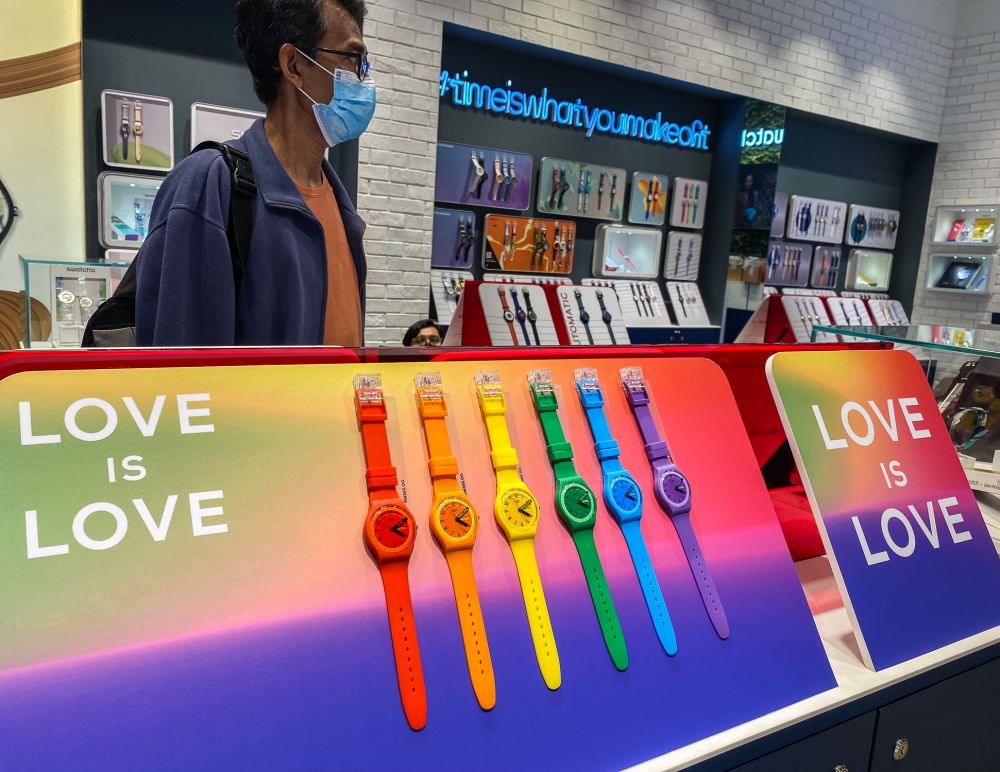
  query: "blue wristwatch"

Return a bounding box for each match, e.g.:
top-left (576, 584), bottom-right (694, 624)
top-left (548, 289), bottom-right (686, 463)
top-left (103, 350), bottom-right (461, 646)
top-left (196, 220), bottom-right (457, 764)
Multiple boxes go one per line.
top-left (574, 368), bottom-right (677, 655)
top-left (510, 289), bottom-right (532, 346)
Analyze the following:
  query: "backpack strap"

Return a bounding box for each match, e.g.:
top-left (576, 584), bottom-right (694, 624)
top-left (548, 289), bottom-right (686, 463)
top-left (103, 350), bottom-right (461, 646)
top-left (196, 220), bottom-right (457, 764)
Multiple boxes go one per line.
top-left (191, 140), bottom-right (256, 296)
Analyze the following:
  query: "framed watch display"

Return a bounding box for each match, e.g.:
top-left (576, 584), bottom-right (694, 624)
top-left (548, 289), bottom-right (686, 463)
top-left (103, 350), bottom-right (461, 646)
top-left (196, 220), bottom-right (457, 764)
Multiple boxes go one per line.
top-left (845, 249), bottom-right (892, 291)
top-left (810, 246), bottom-right (841, 289)
top-left (434, 142), bottom-right (532, 210)
top-left (431, 268), bottom-right (473, 325)
top-left (628, 172), bottom-right (669, 225)
top-left (555, 285), bottom-right (629, 345)
top-left (846, 204), bottom-right (900, 250)
top-left (669, 178), bottom-right (707, 229)
top-left (786, 195), bottom-right (847, 243)
top-left (432, 208), bottom-right (477, 269)
top-left (764, 242), bottom-right (813, 287)
top-left (101, 90), bottom-right (174, 171)
top-left (592, 225), bottom-right (662, 279)
top-left (482, 214), bottom-right (575, 274)
top-left (931, 205), bottom-right (999, 246)
top-left (97, 172), bottom-right (162, 249)
top-left (664, 282), bottom-right (710, 327)
top-left (926, 254), bottom-right (993, 293)
top-left (582, 279), bottom-right (670, 327)
top-left (536, 157), bottom-right (625, 221)
top-left (190, 103), bottom-right (264, 149)
top-left (478, 282), bottom-right (559, 346)
top-left (664, 231), bottom-right (703, 281)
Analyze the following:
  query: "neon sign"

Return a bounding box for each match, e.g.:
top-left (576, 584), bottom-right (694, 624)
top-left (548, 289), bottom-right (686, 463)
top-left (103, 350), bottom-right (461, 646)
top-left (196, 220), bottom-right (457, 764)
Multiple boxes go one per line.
top-left (439, 70), bottom-right (711, 150)
top-left (741, 128), bottom-right (784, 148)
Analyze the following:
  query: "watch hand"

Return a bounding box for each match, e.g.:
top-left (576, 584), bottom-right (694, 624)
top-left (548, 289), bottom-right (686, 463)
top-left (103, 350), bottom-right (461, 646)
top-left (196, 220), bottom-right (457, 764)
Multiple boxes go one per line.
top-left (576, 491), bottom-right (590, 507)
top-left (389, 517), bottom-right (408, 537)
top-left (517, 499), bottom-right (533, 519)
top-left (455, 507), bottom-right (470, 528)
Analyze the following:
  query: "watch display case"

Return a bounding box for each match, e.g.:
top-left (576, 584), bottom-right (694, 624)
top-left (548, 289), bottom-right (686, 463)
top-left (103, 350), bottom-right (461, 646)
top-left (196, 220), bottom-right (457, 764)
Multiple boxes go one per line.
top-left (432, 208), bottom-right (477, 269)
top-left (780, 295), bottom-right (838, 343)
top-left (665, 282), bottom-right (710, 326)
top-left (582, 279), bottom-right (669, 327)
top-left (669, 177), bottom-right (707, 229)
top-left (592, 225), bottom-right (662, 279)
top-left (97, 172), bottom-right (161, 249)
top-left (664, 231), bottom-right (703, 281)
top-left (786, 195), bottom-right (847, 244)
top-left (479, 282), bottom-right (560, 346)
top-left (845, 249), bottom-right (893, 291)
top-left (845, 205), bottom-right (900, 250)
top-left (926, 254), bottom-right (994, 294)
top-left (628, 172), bottom-right (669, 225)
top-left (828, 297), bottom-right (874, 326)
top-left (100, 90), bottom-right (174, 171)
top-left (190, 103), bottom-right (264, 148)
top-left (931, 205), bottom-right (999, 246)
top-left (431, 268), bottom-right (473, 325)
top-left (555, 285), bottom-right (629, 345)
top-left (765, 242), bottom-right (813, 287)
top-left (481, 214), bottom-right (575, 274)
top-left (867, 298), bottom-right (909, 326)
top-left (434, 142), bottom-right (532, 210)
top-left (536, 158), bottom-right (625, 221)
top-left (810, 246), bottom-right (841, 289)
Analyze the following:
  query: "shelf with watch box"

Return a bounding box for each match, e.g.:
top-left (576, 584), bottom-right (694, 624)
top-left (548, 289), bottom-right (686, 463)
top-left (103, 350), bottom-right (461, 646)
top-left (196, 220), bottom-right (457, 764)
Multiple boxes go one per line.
top-left (100, 90), bottom-right (174, 171)
top-left (664, 282), bottom-right (710, 327)
top-left (764, 242), bottom-right (813, 287)
top-left (434, 142), bottom-right (532, 210)
top-left (478, 283), bottom-right (559, 347)
top-left (664, 231), bottom-right (703, 281)
top-left (582, 279), bottom-right (671, 328)
top-left (97, 172), bottom-right (161, 250)
top-left (926, 254), bottom-right (994, 294)
top-left (669, 177), bottom-right (708, 229)
top-left (628, 172), bottom-right (669, 226)
top-left (591, 225), bottom-right (662, 279)
top-left (845, 249), bottom-right (892, 292)
top-left (430, 268), bottom-right (473, 325)
top-left (846, 204), bottom-right (900, 250)
top-left (931, 204), bottom-right (999, 247)
top-left (786, 195), bottom-right (847, 244)
top-left (482, 214), bottom-right (575, 274)
top-left (536, 157), bottom-right (625, 221)
top-left (555, 285), bottom-right (629, 346)
top-left (809, 247), bottom-right (841, 289)
top-left (432, 208), bottom-right (477, 269)
top-left (779, 295), bottom-right (838, 343)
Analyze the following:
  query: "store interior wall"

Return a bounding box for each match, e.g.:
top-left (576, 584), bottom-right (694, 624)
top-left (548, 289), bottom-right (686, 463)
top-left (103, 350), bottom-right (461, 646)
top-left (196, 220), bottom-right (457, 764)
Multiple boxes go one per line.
top-left (0, 0), bottom-right (86, 292)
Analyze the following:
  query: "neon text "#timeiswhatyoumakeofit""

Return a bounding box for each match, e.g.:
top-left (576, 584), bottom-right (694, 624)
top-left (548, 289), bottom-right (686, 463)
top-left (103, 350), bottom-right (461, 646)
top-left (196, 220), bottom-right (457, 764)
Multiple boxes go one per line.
top-left (439, 70), bottom-right (711, 150)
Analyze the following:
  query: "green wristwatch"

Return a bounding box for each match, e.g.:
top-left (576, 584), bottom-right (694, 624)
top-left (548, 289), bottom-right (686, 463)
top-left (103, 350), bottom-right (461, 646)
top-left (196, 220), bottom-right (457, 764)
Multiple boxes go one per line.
top-left (527, 368), bottom-right (628, 671)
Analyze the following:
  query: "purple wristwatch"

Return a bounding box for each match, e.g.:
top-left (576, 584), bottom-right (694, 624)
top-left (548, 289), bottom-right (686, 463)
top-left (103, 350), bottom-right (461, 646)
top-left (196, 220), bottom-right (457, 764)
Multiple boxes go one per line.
top-left (620, 367), bottom-right (730, 640)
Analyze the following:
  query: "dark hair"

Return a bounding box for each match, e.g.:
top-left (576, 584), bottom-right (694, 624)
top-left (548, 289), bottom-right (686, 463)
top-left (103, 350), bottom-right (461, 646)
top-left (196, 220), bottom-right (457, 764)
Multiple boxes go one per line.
top-left (403, 319), bottom-right (442, 346)
top-left (235, 0), bottom-right (367, 105)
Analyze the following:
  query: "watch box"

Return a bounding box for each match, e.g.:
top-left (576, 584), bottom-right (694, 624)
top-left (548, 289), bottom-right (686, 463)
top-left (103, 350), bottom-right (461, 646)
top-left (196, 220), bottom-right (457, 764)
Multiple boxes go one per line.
top-left (592, 225), bottom-right (662, 279)
top-left (669, 177), bottom-right (708, 229)
top-left (628, 172), bottom-right (669, 225)
top-left (536, 158), bottom-right (625, 221)
top-left (786, 195), bottom-right (847, 243)
top-left (101, 90), bottom-right (174, 172)
top-left (190, 103), bottom-right (264, 149)
top-left (664, 231), bottom-right (703, 280)
top-left (845, 249), bottom-right (893, 292)
top-left (97, 172), bottom-right (163, 249)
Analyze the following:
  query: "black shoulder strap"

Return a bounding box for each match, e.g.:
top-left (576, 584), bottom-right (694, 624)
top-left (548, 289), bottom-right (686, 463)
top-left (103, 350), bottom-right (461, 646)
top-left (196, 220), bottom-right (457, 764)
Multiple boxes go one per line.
top-left (191, 140), bottom-right (256, 296)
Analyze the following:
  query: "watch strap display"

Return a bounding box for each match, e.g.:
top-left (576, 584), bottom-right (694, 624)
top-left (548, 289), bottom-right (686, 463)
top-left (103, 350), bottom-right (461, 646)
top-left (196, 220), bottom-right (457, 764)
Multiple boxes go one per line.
top-left (416, 374), bottom-right (461, 496)
top-left (444, 548), bottom-right (497, 709)
top-left (571, 528), bottom-right (628, 670)
top-left (356, 376), bottom-right (399, 500)
top-left (509, 537), bottom-right (561, 690)
top-left (620, 520), bottom-right (678, 655)
top-left (379, 560), bottom-right (428, 730)
top-left (672, 511), bottom-right (730, 639)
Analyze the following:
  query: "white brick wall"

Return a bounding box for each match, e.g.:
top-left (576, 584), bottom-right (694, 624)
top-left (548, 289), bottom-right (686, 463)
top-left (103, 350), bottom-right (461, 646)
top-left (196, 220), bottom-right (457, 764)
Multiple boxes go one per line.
top-left (359, 0), bottom-right (957, 344)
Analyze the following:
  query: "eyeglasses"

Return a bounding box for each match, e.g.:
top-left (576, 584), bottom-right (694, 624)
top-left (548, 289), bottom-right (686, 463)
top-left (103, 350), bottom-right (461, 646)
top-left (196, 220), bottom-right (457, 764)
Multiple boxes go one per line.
top-left (306, 47), bottom-right (370, 81)
top-left (412, 335), bottom-right (442, 346)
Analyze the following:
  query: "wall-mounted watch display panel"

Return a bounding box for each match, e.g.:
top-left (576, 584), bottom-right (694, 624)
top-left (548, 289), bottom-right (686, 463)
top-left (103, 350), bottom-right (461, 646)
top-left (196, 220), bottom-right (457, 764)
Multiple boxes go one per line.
top-left (828, 297), bottom-right (874, 326)
top-left (582, 279), bottom-right (670, 327)
top-left (101, 90), bottom-right (174, 171)
top-left (846, 249), bottom-right (892, 291)
top-left (926, 253), bottom-right (993, 293)
top-left (97, 172), bottom-right (161, 249)
top-left (481, 273), bottom-right (572, 285)
top-left (664, 231), bottom-right (703, 281)
top-left (868, 298), bottom-right (909, 326)
top-left (482, 214), bottom-right (575, 274)
top-left (432, 208), bottom-right (476, 269)
top-left (434, 142), bottom-right (532, 210)
top-left (780, 295), bottom-right (838, 343)
top-left (665, 282), bottom-right (710, 326)
top-left (810, 246), bottom-right (841, 289)
top-left (592, 225), bottom-right (662, 279)
top-left (627, 172), bottom-right (669, 225)
top-left (555, 285), bottom-right (629, 345)
top-left (669, 177), bottom-right (707, 229)
top-left (479, 282), bottom-right (559, 347)
top-left (431, 268), bottom-right (473, 325)
top-left (536, 158), bottom-right (625, 220)
top-left (786, 195), bottom-right (847, 243)
top-left (771, 192), bottom-right (788, 237)
top-left (931, 205), bottom-right (999, 246)
top-left (190, 103), bottom-right (264, 149)
top-left (764, 242), bottom-right (813, 287)
top-left (104, 249), bottom-right (138, 264)
top-left (845, 205), bottom-right (900, 250)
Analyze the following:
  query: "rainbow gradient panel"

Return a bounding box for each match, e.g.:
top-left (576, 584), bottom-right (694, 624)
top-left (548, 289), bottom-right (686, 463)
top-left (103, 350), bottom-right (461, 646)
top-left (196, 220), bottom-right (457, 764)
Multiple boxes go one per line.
top-left (768, 349), bottom-right (1000, 671)
top-left (0, 359), bottom-right (834, 770)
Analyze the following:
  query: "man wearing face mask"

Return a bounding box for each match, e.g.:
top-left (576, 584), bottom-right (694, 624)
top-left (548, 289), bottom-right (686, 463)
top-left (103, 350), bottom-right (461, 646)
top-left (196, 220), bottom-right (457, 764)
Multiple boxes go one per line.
top-left (133, 0), bottom-right (372, 346)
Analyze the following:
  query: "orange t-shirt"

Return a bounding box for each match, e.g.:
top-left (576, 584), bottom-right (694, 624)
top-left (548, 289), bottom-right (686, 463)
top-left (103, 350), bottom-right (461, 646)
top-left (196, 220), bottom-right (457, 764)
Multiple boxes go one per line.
top-left (295, 178), bottom-right (363, 347)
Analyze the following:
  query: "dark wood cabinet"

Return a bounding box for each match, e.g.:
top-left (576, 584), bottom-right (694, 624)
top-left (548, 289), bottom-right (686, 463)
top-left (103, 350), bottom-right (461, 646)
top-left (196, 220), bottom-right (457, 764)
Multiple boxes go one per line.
top-left (730, 712), bottom-right (876, 772)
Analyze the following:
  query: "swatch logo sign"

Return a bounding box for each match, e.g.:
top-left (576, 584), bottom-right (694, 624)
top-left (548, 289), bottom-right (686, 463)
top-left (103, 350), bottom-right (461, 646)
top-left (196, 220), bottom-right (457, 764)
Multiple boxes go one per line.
top-left (741, 128), bottom-right (784, 148)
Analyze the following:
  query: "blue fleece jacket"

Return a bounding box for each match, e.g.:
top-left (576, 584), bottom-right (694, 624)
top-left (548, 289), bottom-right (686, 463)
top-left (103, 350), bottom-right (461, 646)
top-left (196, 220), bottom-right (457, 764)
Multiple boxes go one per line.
top-left (135, 119), bottom-right (366, 346)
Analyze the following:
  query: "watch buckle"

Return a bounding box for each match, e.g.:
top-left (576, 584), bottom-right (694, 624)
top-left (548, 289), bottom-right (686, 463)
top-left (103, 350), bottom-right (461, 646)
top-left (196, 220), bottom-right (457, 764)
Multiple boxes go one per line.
top-left (526, 368), bottom-right (554, 395)
top-left (354, 373), bottom-right (384, 405)
top-left (414, 371), bottom-right (444, 401)
top-left (619, 366), bottom-right (648, 400)
top-left (574, 367), bottom-right (600, 392)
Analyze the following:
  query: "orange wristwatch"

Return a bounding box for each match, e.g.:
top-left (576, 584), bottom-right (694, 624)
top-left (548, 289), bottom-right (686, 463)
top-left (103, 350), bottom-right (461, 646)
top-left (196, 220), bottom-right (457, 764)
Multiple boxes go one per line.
top-left (415, 373), bottom-right (496, 710)
top-left (355, 374), bottom-right (427, 731)
top-left (498, 287), bottom-right (519, 345)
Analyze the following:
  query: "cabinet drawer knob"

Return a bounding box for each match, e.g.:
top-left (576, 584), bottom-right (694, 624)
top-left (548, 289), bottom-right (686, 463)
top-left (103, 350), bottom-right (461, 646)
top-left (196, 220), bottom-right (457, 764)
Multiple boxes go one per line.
top-left (894, 738), bottom-right (909, 760)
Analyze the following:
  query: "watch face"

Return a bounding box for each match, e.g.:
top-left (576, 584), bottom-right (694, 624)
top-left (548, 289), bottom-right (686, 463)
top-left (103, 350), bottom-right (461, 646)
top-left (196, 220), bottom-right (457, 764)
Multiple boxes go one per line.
top-left (499, 488), bottom-right (538, 532)
top-left (610, 475), bottom-right (642, 515)
top-left (659, 469), bottom-right (690, 508)
top-left (435, 496), bottom-right (477, 543)
top-left (559, 480), bottom-right (596, 524)
top-left (370, 505), bottom-right (414, 552)
top-left (504, 310), bottom-right (514, 322)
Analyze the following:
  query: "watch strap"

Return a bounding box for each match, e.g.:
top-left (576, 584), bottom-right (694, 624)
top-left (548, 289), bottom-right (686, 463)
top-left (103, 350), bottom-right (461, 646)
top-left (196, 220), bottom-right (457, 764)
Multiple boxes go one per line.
top-left (482, 410), bottom-right (521, 489)
top-left (378, 560), bottom-right (427, 730)
top-left (632, 402), bottom-right (671, 464)
top-left (444, 549), bottom-right (496, 710)
top-left (419, 397), bottom-right (461, 496)
top-left (672, 511), bottom-right (729, 639)
top-left (536, 402), bottom-right (577, 480)
top-left (509, 538), bottom-right (560, 689)
top-left (359, 413), bottom-right (399, 500)
top-left (579, 390), bottom-right (625, 476)
top-left (620, 520), bottom-right (677, 655)
top-left (571, 528), bottom-right (628, 670)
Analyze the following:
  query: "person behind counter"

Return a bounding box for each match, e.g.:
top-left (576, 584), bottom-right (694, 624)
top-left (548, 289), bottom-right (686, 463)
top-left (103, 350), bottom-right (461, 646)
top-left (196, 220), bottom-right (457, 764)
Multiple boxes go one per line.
top-left (134, 0), bottom-right (372, 346)
top-left (403, 319), bottom-right (444, 347)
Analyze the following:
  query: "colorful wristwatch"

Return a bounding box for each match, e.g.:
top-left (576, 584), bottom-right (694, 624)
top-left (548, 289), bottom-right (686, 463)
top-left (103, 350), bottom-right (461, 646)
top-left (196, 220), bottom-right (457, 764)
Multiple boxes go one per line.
top-left (354, 374), bottom-right (428, 730)
top-left (415, 373), bottom-right (495, 710)
top-left (574, 290), bottom-right (594, 345)
top-left (120, 99), bottom-right (130, 161)
top-left (595, 290), bottom-right (617, 345)
top-left (475, 371), bottom-right (560, 690)
top-left (133, 100), bottom-right (143, 163)
top-left (510, 289), bottom-right (531, 347)
top-left (574, 369), bottom-right (677, 655)
top-left (620, 367), bottom-right (730, 640)
top-left (522, 289), bottom-right (540, 345)
top-left (527, 369), bottom-right (628, 671)
top-left (498, 287), bottom-right (519, 346)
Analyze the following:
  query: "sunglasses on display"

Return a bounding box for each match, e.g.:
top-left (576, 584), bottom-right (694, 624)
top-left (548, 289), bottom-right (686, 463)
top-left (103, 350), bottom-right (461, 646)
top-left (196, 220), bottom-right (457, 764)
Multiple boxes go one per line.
top-left (305, 46), bottom-right (371, 81)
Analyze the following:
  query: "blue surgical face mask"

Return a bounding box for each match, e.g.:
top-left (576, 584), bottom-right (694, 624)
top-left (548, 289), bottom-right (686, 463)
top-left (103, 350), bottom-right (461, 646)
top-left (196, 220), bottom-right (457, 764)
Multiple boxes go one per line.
top-left (296, 49), bottom-right (376, 146)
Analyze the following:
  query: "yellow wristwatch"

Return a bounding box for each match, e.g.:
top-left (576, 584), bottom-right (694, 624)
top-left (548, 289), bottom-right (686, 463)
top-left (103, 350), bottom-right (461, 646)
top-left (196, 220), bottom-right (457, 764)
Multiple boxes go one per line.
top-left (474, 370), bottom-right (560, 690)
top-left (415, 372), bottom-right (496, 711)
top-left (133, 100), bottom-right (144, 163)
